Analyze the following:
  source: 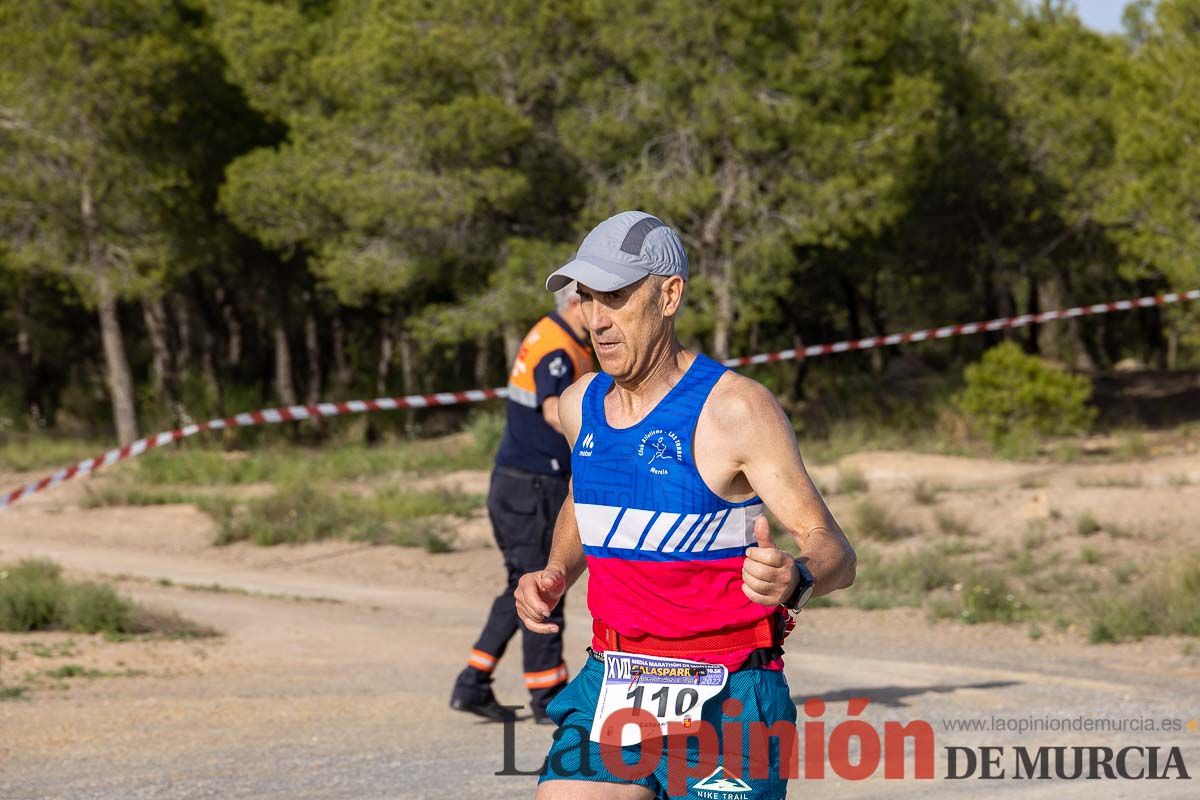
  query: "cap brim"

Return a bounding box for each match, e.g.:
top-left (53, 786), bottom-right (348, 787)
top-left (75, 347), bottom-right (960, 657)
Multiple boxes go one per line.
top-left (545, 256), bottom-right (649, 293)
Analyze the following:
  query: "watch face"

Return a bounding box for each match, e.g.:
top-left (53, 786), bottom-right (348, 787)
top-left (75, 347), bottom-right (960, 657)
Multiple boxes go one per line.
top-left (796, 584), bottom-right (815, 609)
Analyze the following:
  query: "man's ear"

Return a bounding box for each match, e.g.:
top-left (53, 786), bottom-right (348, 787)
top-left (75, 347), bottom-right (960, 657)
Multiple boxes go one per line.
top-left (660, 275), bottom-right (686, 317)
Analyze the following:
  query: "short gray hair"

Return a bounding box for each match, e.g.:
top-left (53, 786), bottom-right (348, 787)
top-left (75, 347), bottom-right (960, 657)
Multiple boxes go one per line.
top-left (554, 281), bottom-right (579, 311)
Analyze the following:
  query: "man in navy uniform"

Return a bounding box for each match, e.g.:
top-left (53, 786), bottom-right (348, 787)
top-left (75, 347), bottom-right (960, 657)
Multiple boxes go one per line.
top-left (450, 282), bottom-right (592, 722)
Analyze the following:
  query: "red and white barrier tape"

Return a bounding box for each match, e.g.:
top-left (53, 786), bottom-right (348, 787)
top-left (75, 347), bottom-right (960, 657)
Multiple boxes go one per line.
top-left (721, 289), bottom-right (1200, 367)
top-left (3, 288), bottom-right (1197, 509)
top-left (1, 388), bottom-right (504, 509)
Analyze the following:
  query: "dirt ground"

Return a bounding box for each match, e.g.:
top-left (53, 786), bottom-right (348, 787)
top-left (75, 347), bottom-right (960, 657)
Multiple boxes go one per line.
top-left (1, 445), bottom-right (1198, 798)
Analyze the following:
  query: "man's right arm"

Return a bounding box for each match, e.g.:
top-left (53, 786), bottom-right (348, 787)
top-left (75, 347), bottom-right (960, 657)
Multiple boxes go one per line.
top-left (513, 372), bottom-right (595, 634)
top-left (514, 488), bottom-right (585, 634)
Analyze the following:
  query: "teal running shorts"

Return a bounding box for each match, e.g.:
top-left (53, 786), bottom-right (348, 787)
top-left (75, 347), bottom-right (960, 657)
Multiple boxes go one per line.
top-left (538, 654), bottom-right (797, 799)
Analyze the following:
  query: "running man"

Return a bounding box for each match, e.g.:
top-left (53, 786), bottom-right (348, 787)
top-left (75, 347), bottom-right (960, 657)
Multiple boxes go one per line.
top-left (515, 211), bottom-right (857, 798)
top-left (450, 283), bottom-right (592, 723)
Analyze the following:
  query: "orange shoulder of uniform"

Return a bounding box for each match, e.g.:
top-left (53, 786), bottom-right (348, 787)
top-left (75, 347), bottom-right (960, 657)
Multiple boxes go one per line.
top-left (506, 316), bottom-right (593, 408)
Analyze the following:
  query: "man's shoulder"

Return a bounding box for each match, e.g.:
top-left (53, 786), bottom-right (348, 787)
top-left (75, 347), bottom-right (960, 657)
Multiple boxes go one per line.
top-left (561, 371), bottom-right (600, 407)
top-left (557, 371), bottom-right (599, 443)
top-left (705, 369), bottom-right (783, 427)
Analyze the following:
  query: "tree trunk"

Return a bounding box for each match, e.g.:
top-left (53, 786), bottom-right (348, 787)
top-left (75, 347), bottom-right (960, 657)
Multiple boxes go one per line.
top-left (376, 314), bottom-right (395, 396)
top-left (700, 159), bottom-right (740, 361)
top-left (474, 333), bottom-right (490, 388)
top-left (142, 295), bottom-right (172, 404)
top-left (216, 286), bottom-right (242, 370)
top-left (502, 322), bottom-right (520, 368)
top-left (171, 292), bottom-right (192, 378)
top-left (273, 322), bottom-right (297, 406)
top-left (397, 327), bottom-right (418, 432)
top-left (398, 329), bottom-right (418, 395)
top-left (201, 325), bottom-right (224, 416)
top-left (710, 256), bottom-right (734, 361)
top-left (331, 312), bottom-right (352, 396)
top-left (303, 294), bottom-right (322, 405)
top-left (97, 278), bottom-right (139, 445)
top-left (1026, 276), bottom-right (1041, 355)
top-left (81, 176), bottom-right (138, 445)
top-left (1037, 274), bottom-right (1095, 369)
top-left (14, 281), bottom-right (40, 421)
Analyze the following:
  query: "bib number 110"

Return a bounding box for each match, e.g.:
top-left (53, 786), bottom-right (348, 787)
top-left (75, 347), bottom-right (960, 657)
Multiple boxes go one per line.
top-left (626, 685), bottom-right (700, 718)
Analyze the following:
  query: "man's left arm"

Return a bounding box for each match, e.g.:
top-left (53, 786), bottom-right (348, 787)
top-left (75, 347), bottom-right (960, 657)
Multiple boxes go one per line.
top-left (727, 381), bottom-right (856, 605)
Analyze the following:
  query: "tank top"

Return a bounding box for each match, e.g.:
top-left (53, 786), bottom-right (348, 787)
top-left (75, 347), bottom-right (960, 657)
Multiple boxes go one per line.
top-left (571, 353), bottom-right (773, 669)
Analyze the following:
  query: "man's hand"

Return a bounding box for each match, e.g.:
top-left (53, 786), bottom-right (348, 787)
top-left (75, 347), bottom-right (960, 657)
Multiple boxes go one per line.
top-left (515, 569), bottom-right (567, 633)
top-left (741, 516), bottom-right (797, 606)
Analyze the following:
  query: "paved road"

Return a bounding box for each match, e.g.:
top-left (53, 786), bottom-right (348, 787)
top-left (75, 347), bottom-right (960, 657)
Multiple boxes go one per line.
top-left (1, 525), bottom-right (1197, 799)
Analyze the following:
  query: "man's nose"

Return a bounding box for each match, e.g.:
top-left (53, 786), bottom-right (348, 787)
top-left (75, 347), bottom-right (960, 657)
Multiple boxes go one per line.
top-left (586, 303), bottom-right (610, 332)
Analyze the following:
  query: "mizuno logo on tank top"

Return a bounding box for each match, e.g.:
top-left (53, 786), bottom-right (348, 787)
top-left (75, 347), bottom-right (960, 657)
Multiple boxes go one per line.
top-left (571, 354), bottom-right (771, 667)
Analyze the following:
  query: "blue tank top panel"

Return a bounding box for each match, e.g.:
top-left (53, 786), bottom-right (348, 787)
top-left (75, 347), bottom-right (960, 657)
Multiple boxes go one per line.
top-left (570, 354), bottom-right (760, 516)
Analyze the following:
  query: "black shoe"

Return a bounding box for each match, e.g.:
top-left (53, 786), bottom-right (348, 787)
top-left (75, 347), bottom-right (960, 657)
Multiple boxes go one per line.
top-left (450, 696), bottom-right (517, 723)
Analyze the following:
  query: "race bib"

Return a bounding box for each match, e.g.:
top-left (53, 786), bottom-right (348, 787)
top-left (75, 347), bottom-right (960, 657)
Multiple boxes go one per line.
top-left (590, 651), bottom-right (729, 746)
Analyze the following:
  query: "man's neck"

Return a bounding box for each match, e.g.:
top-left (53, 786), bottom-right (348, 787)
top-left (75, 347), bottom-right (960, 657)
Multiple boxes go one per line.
top-left (610, 336), bottom-right (692, 416)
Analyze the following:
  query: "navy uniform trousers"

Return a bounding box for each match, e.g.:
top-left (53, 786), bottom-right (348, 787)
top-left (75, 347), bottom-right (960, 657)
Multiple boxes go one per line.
top-left (452, 465), bottom-right (570, 715)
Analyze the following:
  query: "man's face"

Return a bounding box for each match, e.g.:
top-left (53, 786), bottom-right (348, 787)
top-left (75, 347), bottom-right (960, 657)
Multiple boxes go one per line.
top-left (576, 276), bottom-right (678, 379)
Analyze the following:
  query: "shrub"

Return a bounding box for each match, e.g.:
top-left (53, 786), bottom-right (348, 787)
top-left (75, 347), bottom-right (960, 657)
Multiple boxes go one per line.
top-left (1088, 558), bottom-right (1200, 643)
top-left (912, 479), bottom-right (940, 505)
top-left (467, 409), bottom-right (506, 457)
top-left (0, 560), bottom-right (62, 631)
top-left (0, 560), bottom-right (129, 634)
top-left (957, 571), bottom-right (1026, 624)
top-left (1076, 513), bottom-right (1102, 536)
top-left (0, 558), bottom-right (213, 638)
top-left (854, 499), bottom-right (914, 541)
top-left (955, 342), bottom-right (1095, 451)
top-left (843, 545), bottom-right (957, 610)
top-left (935, 510), bottom-right (974, 537)
top-left (837, 467), bottom-right (869, 495)
top-left (209, 483), bottom-right (480, 550)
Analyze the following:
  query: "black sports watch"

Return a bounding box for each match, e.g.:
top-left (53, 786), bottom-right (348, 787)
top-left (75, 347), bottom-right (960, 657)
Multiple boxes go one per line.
top-left (782, 559), bottom-right (815, 611)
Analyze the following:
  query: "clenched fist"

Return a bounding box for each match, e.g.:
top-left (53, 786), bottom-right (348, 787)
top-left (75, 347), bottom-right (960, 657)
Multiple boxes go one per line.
top-left (741, 515), bottom-right (797, 606)
top-left (515, 568), bottom-right (567, 633)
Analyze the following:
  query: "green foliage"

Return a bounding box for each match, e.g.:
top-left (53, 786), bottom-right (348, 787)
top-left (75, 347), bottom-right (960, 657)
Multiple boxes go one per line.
top-left (81, 485), bottom-right (209, 509)
top-left (136, 439), bottom-right (491, 486)
top-left (0, 558), bottom-right (212, 638)
top-left (934, 510), bottom-right (975, 537)
top-left (956, 342), bottom-right (1096, 450)
top-left (208, 483), bottom-right (481, 551)
top-left (0, 560), bottom-right (63, 632)
top-left (3, 0), bottom-right (1200, 451)
top-left (0, 559), bottom-right (134, 634)
top-left (844, 544), bottom-right (957, 610)
top-left (1076, 513), bottom-right (1102, 536)
top-left (948, 571), bottom-right (1027, 625)
top-left (0, 437), bottom-right (112, 473)
top-left (836, 466), bottom-right (870, 495)
top-left (911, 479), bottom-right (940, 505)
top-left (853, 499), bottom-right (915, 541)
top-left (1088, 557), bottom-right (1200, 643)
top-left (1102, 0), bottom-right (1200, 292)
top-left (466, 410), bottom-right (506, 460)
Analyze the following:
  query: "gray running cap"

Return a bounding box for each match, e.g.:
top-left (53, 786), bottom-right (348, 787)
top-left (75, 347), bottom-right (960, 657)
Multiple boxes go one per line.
top-left (545, 211), bottom-right (689, 292)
